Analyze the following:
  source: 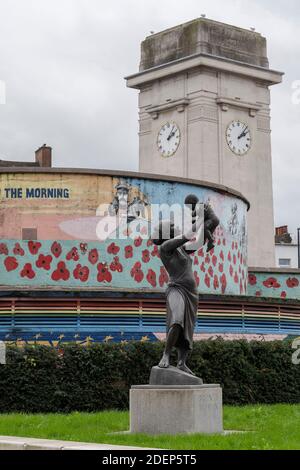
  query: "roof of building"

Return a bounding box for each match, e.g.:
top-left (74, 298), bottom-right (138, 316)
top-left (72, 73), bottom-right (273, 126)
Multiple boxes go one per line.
top-left (0, 166), bottom-right (251, 209)
top-left (0, 159), bottom-right (39, 167)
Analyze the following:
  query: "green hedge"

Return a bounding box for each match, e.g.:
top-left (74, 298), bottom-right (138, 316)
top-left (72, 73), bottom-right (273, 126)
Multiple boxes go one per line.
top-left (0, 340), bottom-right (299, 413)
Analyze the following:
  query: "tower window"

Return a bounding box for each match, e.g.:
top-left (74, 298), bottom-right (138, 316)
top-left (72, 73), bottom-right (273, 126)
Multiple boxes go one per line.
top-left (278, 258), bottom-right (291, 267)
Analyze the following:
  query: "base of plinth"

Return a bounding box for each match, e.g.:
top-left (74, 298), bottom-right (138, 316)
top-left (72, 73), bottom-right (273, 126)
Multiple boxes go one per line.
top-left (130, 385), bottom-right (223, 435)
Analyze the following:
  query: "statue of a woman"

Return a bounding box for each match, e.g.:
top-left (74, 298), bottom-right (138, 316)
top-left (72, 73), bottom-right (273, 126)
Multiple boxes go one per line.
top-left (151, 213), bottom-right (203, 376)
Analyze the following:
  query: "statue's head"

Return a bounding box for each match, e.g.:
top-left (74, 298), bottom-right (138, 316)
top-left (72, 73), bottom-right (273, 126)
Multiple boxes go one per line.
top-left (151, 220), bottom-right (177, 246)
top-left (185, 194), bottom-right (199, 212)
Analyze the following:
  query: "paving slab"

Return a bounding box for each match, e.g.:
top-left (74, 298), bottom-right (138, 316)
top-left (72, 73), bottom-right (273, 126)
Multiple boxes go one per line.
top-left (0, 435), bottom-right (154, 451)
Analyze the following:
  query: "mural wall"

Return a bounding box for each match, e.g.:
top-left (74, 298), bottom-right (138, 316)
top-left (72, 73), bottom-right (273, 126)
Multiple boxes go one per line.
top-left (0, 171), bottom-right (249, 295)
top-left (248, 270), bottom-right (300, 300)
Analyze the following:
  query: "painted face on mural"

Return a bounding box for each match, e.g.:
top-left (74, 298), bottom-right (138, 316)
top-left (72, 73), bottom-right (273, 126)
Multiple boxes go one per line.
top-left (116, 187), bottom-right (129, 207)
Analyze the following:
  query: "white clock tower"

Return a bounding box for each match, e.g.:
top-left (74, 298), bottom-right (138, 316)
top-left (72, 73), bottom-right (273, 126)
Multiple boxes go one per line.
top-left (126, 18), bottom-right (283, 267)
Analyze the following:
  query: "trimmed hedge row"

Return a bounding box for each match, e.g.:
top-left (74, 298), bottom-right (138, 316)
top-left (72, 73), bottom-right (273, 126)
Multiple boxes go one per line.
top-left (0, 340), bottom-right (299, 413)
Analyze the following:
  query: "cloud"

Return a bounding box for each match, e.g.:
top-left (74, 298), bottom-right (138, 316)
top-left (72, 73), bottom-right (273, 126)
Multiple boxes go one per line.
top-left (0, 0), bottom-right (298, 233)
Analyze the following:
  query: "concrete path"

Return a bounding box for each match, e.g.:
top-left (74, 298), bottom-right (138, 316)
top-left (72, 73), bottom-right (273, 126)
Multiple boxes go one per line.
top-left (0, 435), bottom-right (152, 450)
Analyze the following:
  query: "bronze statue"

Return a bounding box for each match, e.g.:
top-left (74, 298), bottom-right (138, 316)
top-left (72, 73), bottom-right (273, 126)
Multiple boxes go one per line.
top-left (185, 194), bottom-right (220, 253)
top-left (151, 194), bottom-right (219, 377)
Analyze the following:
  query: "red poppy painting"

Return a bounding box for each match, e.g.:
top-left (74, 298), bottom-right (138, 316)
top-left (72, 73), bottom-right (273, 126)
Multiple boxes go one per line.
top-left (36, 254), bottom-right (52, 271)
top-left (73, 264), bottom-right (90, 282)
top-left (51, 241), bottom-right (62, 258)
top-left (4, 257), bottom-right (18, 272)
top-left (263, 277), bottom-right (281, 289)
top-left (97, 263), bottom-right (112, 283)
top-left (88, 249), bottom-right (99, 265)
top-left (52, 261), bottom-right (70, 281)
top-left (20, 263), bottom-right (36, 279)
top-left (28, 241), bottom-right (41, 255)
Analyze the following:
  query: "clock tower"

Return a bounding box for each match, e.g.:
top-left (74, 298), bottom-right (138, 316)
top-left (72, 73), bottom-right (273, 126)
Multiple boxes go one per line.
top-left (125, 18), bottom-right (283, 267)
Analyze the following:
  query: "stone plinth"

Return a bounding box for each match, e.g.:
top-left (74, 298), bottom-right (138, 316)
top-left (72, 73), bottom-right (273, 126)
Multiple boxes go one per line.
top-left (130, 385), bottom-right (223, 435)
top-left (150, 366), bottom-right (203, 386)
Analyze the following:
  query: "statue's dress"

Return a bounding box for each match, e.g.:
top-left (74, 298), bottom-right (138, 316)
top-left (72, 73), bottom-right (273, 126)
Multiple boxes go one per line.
top-left (160, 245), bottom-right (199, 351)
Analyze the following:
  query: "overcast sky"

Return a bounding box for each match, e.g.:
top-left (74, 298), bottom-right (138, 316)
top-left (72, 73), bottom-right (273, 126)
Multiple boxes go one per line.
top-left (0, 0), bottom-right (299, 235)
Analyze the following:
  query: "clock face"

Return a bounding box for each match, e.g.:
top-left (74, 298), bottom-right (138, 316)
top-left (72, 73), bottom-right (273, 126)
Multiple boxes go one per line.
top-left (226, 120), bottom-right (252, 156)
top-left (157, 122), bottom-right (180, 157)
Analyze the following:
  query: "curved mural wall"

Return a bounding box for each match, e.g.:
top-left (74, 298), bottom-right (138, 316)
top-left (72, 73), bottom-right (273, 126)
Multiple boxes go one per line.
top-left (247, 269), bottom-right (300, 300)
top-left (0, 170), bottom-right (249, 296)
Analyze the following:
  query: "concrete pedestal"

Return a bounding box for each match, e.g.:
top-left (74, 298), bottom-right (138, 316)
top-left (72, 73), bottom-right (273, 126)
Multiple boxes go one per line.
top-left (130, 385), bottom-right (223, 435)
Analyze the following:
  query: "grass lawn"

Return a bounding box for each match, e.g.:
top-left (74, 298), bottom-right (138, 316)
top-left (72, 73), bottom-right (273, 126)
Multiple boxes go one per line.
top-left (0, 405), bottom-right (299, 450)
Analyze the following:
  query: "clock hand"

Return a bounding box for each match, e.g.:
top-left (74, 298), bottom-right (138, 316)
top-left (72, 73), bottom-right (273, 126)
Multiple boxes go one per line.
top-left (167, 126), bottom-right (175, 141)
top-left (238, 127), bottom-right (249, 140)
top-left (238, 125), bottom-right (246, 139)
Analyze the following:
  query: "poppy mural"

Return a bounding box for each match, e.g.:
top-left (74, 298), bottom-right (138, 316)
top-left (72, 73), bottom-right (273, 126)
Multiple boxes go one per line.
top-left (0, 169), bottom-right (249, 295)
top-left (247, 270), bottom-right (300, 300)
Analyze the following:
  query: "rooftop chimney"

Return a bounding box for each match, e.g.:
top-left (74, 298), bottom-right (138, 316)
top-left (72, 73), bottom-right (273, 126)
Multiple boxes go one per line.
top-left (275, 226), bottom-right (288, 236)
top-left (275, 226), bottom-right (292, 244)
top-left (35, 144), bottom-right (52, 168)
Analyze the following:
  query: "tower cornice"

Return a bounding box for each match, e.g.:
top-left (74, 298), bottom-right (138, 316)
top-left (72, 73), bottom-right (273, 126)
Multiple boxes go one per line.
top-left (125, 52), bottom-right (283, 89)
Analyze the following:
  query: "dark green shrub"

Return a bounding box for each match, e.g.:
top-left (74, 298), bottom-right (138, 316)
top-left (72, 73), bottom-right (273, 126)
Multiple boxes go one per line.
top-left (0, 340), bottom-right (298, 412)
